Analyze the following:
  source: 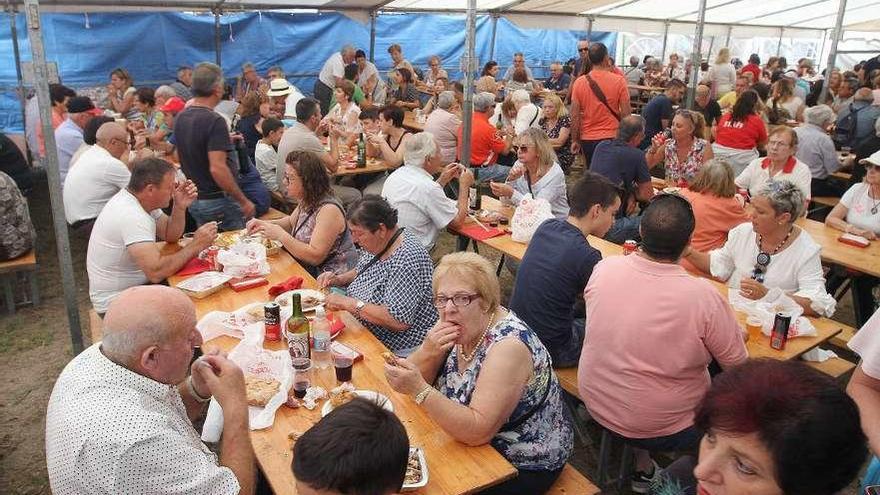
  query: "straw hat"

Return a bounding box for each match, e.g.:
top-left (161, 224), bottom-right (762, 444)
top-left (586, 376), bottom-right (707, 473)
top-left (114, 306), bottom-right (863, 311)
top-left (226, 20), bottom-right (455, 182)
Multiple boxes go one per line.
top-left (266, 79), bottom-right (293, 97)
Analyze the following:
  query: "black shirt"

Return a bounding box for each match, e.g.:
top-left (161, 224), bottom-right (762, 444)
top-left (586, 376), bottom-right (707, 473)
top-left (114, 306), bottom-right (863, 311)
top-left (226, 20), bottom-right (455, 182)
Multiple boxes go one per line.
top-left (173, 106), bottom-right (231, 193)
top-left (0, 133), bottom-right (33, 193)
top-left (695, 99), bottom-right (722, 128)
top-left (642, 93), bottom-right (674, 142)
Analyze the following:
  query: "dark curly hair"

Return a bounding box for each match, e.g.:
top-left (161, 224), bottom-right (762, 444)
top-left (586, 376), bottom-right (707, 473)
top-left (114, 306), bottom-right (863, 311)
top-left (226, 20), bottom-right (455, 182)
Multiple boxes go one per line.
top-left (347, 195), bottom-right (398, 232)
top-left (285, 151), bottom-right (331, 208)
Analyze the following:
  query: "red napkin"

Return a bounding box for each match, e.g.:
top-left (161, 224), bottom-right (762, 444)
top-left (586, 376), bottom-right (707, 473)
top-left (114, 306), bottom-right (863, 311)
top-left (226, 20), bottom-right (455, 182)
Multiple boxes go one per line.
top-left (459, 224), bottom-right (506, 241)
top-left (175, 257), bottom-right (213, 277)
top-left (268, 276), bottom-right (303, 297)
top-left (327, 312), bottom-right (346, 337)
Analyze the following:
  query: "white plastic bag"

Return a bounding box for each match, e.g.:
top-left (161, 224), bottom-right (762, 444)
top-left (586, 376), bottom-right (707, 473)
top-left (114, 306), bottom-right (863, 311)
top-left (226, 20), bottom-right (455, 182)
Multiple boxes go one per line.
top-left (728, 290), bottom-right (817, 339)
top-left (510, 195), bottom-right (553, 243)
top-left (217, 241), bottom-right (270, 279)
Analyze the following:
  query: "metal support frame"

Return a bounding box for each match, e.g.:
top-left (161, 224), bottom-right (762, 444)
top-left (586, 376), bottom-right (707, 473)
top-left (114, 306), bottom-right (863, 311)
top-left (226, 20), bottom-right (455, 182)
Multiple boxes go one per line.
top-left (459, 0), bottom-right (476, 168)
top-left (368, 10), bottom-right (377, 62)
top-left (487, 13), bottom-right (498, 62)
top-left (7, 2), bottom-right (27, 147)
top-left (660, 21), bottom-right (670, 63)
top-left (706, 35), bottom-right (715, 63)
top-left (685, 0), bottom-right (708, 110)
top-left (776, 27), bottom-right (784, 57)
top-left (817, 28), bottom-right (828, 73)
top-left (820, 0), bottom-right (848, 104)
top-left (724, 25), bottom-right (732, 48)
top-left (586, 15), bottom-right (593, 41)
top-left (213, 8), bottom-right (221, 66)
top-left (23, 0), bottom-right (84, 355)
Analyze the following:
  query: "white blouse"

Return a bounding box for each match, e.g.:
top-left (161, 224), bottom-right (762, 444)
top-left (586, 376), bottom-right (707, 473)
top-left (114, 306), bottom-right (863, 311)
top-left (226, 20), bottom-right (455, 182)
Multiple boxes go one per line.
top-left (841, 183), bottom-right (880, 234)
top-left (709, 223), bottom-right (836, 317)
top-left (323, 102), bottom-right (362, 135)
top-left (509, 162), bottom-right (569, 219)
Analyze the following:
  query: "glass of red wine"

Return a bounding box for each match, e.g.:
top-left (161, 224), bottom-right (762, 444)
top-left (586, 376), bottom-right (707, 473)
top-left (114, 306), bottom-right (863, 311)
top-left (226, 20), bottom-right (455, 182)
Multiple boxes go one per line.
top-left (333, 354), bottom-right (354, 384)
top-left (292, 357), bottom-right (312, 399)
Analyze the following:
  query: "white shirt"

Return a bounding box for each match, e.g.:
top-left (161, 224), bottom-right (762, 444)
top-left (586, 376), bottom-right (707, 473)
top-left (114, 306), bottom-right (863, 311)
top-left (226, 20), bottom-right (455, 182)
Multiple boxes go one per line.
top-left (735, 156), bottom-right (812, 200)
top-left (255, 141), bottom-right (279, 192)
top-left (69, 142), bottom-right (91, 169)
top-left (382, 165), bottom-right (458, 250)
top-left (319, 52), bottom-right (346, 88)
top-left (509, 162), bottom-right (569, 219)
top-left (709, 222), bottom-right (836, 317)
top-left (424, 108), bottom-right (462, 165)
top-left (849, 307), bottom-right (880, 378)
top-left (841, 183), bottom-right (880, 235)
top-left (86, 189), bottom-right (164, 313)
top-left (323, 102), bottom-right (362, 135)
top-left (46, 344), bottom-right (240, 495)
top-left (63, 145), bottom-right (131, 224)
top-left (283, 87), bottom-right (305, 119)
top-left (514, 103), bottom-right (543, 136)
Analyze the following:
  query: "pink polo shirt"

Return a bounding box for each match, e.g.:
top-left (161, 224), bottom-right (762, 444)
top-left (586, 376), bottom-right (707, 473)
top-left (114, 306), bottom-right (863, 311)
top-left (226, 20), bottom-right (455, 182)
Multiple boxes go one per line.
top-left (578, 254), bottom-right (748, 439)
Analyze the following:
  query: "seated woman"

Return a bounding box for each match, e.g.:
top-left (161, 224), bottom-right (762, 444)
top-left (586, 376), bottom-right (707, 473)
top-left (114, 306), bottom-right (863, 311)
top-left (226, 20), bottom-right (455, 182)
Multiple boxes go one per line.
top-left (107, 68), bottom-right (139, 120)
top-left (319, 196), bottom-right (436, 355)
top-left (712, 90), bottom-right (768, 176)
top-left (653, 359), bottom-right (866, 495)
top-left (323, 80), bottom-right (362, 146)
top-left (384, 252), bottom-right (573, 494)
top-left (679, 159), bottom-right (749, 272)
top-left (735, 126), bottom-right (812, 201)
top-left (646, 109), bottom-right (714, 186)
top-left (389, 68), bottom-right (421, 111)
top-left (539, 94), bottom-right (574, 173)
top-left (683, 180), bottom-right (836, 317)
top-left (766, 78), bottom-right (805, 124)
top-left (247, 151), bottom-right (357, 276)
top-left (505, 68), bottom-right (535, 97)
top-left (364, 106), bottom-right (413, 194)
top-left (477, 61), bottom-right (501, 96)
top-left (134, 88), bottom-right (163, 134)
top-left (421, 77), bottom-right (448, 115)
top-left (489, 128), bottom-right (569, 219)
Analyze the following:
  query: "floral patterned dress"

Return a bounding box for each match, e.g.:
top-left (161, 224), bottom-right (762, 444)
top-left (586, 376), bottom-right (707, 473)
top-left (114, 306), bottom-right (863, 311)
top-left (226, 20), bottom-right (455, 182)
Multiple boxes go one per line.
top-left (435, 310), bottom-right (573, 471)
top-left (540, 116), bottom-right (574, 173)
top-left (664, 138), bottom-right (708, 185)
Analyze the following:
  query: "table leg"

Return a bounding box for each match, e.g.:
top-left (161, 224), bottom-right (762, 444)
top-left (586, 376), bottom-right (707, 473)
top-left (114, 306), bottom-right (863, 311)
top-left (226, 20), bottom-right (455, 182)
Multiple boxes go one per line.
top-left (496, 255), bottom-right (505, 277)
top-left (2, 276), bottom-right (15, 315)
top-left (456, 235), bottom-right (470, 252)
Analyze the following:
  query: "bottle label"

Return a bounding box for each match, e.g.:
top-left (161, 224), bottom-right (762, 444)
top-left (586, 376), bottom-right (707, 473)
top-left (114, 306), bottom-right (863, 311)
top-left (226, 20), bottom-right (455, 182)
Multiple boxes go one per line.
top-left (468, 186), bottom-right (478, 210)
top-left (288, 334), bottom-right (310, 359)
top-left (313, 335), bottom-right (330, 352)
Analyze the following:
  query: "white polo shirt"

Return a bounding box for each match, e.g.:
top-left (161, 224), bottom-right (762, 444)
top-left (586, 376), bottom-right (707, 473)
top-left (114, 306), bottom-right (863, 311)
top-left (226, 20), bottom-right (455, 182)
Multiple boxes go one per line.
top-left (735, 156), bottom-right (812, 200)
top-left (382, 165), bottom-right (458, 250)
top-left (63, 145), bottom-right (131, 224)
top-left (318, 52), bottom-right (346, 88)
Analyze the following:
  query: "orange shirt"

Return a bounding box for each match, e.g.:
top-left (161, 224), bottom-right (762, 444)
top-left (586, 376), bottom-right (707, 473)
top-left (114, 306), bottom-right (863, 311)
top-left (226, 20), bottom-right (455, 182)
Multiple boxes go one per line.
top-left (456, 111), bottom-right (506, 166)
top-left (570, 69), bottom-right (630, 141)
top-left (679, 189), bottom-right (750, 272)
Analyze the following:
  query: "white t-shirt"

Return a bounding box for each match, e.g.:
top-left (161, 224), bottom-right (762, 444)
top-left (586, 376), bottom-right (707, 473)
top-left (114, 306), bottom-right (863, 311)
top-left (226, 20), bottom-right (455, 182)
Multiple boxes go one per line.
top-left (735, 157), bottom-right (812, 200)
top-left (382, 165), bottom-right (457, 250)
top-left (63, 145), bottom-right (131, 224)
top-left (508, 162), bottom-right (569, 219)
top-left (849, 308), bottom-right (880, 379)
top-left (840, 183), bottom-right (880, 235)
top-left (514, 103), bottom-right (542, 136)
top-left (283, 87), bottom-right (305, 119)
top-left (254, 141), bottom-right (279, 192)
top-left (86, 189), bottom-right (164, 313)
top-left (769, 96), bottom-right (804, 120)
top-left (319, 52), bottom-right (346, 88)
top-left (709, 222), bottom-right (836, 317)
top-left (323, 103), bottom-right (362, 135)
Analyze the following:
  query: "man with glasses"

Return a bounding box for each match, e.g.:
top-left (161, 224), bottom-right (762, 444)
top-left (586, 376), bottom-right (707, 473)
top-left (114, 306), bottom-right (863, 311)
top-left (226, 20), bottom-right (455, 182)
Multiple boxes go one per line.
top-left (735, 126), bottom-right (812, 200)
top-left (573, 39), bottom-right (590, 77)
top-left (502, 52), bottom-right (534, 83)
top-left (543, 62), bottom-right (572, 100)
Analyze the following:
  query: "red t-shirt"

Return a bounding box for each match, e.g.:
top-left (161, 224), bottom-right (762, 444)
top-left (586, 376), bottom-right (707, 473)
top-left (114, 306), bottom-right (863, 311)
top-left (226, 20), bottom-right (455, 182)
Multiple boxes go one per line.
top-left (570, 70), bottom-right (630, 141)
top-left (714, 113), bottom-right (767, 150)
top-left (456, 112), bottom-right (506, 166)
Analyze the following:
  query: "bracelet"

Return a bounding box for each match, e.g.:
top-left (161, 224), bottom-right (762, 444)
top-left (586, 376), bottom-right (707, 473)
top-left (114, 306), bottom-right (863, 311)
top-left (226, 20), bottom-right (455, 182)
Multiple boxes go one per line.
top-left (413, 385), bottom-right (433, 405)
top-left (186, 376), bottom-right (212, 403)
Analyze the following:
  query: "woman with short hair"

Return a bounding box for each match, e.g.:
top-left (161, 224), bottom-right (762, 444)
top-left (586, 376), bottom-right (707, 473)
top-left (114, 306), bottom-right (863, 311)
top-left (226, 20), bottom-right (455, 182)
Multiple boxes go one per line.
top-left (505, 68), bottom-right (535, 96)
top-left (134, 88), bottom-right (163, 133)
top-left (510, 89), bottom-right (541, 136)
top-left (712, 90), bottom-right (769, 176)
top-left (323, 80), bottom-right (362, 145)
top-left (384, 252), bottom-right (573, 494)
top-left (736, 126), bottom-right (812, 200)
top-left (647, 109), bottom-right (714, 185)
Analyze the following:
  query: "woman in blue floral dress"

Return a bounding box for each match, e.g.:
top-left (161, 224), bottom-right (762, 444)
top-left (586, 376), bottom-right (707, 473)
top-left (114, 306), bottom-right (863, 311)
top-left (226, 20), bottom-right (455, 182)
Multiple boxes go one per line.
top-left (384, 252), bottom-right (573, 494)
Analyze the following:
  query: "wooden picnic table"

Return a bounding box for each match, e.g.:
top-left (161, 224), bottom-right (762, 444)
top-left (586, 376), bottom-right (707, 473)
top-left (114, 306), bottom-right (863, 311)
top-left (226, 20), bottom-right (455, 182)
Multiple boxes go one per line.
top-left (164, 243), bottom-right (517, 495)
top-left (334, 157), bottom-right (395, 177)
top-left (460, 196), bottom-right (843, 361)
top-left (796, 217), bottom-right (880, 278)
top-left (403, 111), bottom-right (425, 133)
top-left (627, 84), bottom-right (664, 92)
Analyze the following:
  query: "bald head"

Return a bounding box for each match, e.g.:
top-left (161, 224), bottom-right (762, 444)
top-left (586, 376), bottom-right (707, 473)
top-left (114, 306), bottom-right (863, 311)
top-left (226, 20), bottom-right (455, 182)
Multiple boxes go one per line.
top-left (96, 122), bottom-right (127, 145)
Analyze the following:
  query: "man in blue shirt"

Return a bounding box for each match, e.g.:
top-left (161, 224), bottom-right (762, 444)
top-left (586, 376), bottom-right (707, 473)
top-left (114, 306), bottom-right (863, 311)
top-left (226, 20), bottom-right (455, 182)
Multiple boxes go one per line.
top-left (509, 172), bottom-right (620, 367)
top-left (639, 79), bottom-right (686, 149)
top-left (543, 62), bottom-right (572, 101)
top-left (55, 96), bottom-right (102, 186)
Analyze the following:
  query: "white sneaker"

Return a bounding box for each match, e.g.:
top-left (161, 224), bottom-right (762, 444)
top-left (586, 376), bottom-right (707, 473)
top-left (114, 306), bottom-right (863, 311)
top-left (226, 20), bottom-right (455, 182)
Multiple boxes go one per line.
top-left (631, 459), bottom-right (662, 494)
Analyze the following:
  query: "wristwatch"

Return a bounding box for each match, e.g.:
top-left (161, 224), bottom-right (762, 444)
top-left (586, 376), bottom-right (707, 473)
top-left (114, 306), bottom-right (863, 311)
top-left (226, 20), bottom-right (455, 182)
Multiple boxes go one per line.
top-left (354, 300), bottom-right (366, 317)
top-left (414, 385), bottom-right (433, 405)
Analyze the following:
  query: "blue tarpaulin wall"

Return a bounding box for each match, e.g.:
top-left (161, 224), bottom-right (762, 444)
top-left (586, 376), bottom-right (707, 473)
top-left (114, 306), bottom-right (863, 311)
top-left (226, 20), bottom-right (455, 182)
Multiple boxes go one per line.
top-left (0, 11), bottom-right (615, 134)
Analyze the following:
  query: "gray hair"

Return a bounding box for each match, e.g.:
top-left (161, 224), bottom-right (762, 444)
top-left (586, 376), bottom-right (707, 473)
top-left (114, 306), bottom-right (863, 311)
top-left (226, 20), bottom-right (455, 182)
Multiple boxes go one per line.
top-left (473, 92), bottom-right (496, 112)
top-left (341, 44), bottom-right (355, 55)
top-left (403, 132), bottom-right (438, 168)
top-left (617, 115), bottom-right (645, 142)
top-left (267, 65), bottom-right (285, 77)
top-left (804, 104), bottom-right (834, 127)
top-left (757, 180), bottom-right (805, 220)
top-left (629, 55), bottom-right (640, 66)
top-left (510, 89), bottom-right (531, 106)
top-left (191, 62), bottom-right (224, 97)
top-left (155, 85), bottom-right (176, 99)
top-left (437, 91), bottom-right (455, 111)
top-left (855, 87), bottom-right (874, 102)
top-left (176, 65), bottom-right (192, 77)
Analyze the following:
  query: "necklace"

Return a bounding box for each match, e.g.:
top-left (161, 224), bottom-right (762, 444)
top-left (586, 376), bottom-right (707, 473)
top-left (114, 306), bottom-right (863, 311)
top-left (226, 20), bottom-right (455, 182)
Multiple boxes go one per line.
top-left (868, 185), bottom-right (880, 215)
top-left (756, 225), bottom-right (795, 267)
top-left (459, 310), bottom-right (497, 363)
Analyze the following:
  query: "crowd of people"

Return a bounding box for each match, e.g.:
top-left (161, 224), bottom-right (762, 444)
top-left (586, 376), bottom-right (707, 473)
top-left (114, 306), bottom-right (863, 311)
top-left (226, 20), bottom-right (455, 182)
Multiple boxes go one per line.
top-left (3, 37), bottom-right (880, 495)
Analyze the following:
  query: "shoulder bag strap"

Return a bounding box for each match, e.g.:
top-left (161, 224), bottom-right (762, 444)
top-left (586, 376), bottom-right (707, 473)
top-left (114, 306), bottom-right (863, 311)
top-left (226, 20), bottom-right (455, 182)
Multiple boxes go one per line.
top-left (359, 227), bottom-right (405, 274)
top-left (500, 351), bottom-right (553, 432)
top-left (586, 74), bottom-right (621, 121)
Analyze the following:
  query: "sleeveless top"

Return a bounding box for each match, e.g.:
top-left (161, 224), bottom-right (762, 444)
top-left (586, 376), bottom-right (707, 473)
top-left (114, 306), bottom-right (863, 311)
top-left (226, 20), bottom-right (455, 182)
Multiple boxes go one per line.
top-left (289, 196), bottom-right (357, 276)
top-left (664, 138), bottom-right (708, 184)
top-left (386, 130), bottom-right (411, 152)
top-left (436, 310), bottom-right (573, 471)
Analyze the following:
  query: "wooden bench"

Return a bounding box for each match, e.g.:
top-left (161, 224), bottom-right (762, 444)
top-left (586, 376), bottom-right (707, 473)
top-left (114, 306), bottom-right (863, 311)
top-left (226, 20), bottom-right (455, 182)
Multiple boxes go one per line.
top-left (831, 324), bottom-right (857, 349)
top-left (803, 356), bottom-right (856, 379)
top-left (259, 207), bottom-right (287, 221)
top-left (548, 464), bottom-right (601, 495)
top-left (811, 196), bottom-right (840, 209)
top-left (88, 309), bottom-right (104, 343)
top-left (556, 367), bottom-right (579, 397)
top-left (0, 249), bottom-right (39, 315)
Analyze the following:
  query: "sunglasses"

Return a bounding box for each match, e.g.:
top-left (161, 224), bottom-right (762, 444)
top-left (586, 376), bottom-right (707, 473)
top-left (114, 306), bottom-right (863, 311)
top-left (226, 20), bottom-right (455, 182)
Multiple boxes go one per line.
top-left (514, 144), bottom-right (530, 153)
top-left (578, 48), bottom-right (589, 52)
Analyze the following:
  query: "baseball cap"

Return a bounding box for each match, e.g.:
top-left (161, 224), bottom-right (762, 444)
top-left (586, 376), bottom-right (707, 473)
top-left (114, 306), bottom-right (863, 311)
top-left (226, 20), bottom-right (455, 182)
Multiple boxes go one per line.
top-left (66, 96), bottom-right (102, 115)
top-left (860, 150), bottom-right (880, 167)
top-left (159, 96), bottom-right (186, 114)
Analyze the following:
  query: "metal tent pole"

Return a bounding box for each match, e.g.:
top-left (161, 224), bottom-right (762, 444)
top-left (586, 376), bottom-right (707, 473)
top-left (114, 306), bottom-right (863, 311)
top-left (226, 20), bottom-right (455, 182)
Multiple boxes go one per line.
top-left (460, 0), bottom-right (476, 168)
top-left (776, 27), bottom-right (784, 57)
top-left (724, 25), bottom-right (732, 48)
top-left (660, 21), bottom-right (670, 62)
top-left (820, 0), bottom-right (847, 104)
top-left (23, 0), bottom-right (84, 355)
top-left (213, 9), bottom-right (221, 67)
top-left (488, 13), bottom-right (498, 62)
top-left (369, 10), bottom-right (377, 62)
top-left (7, 2), bottom-right (28, 149)
top-left (586, 15), bottom-right (593, 41)
top-left (817, 28), bottom-right (829, 74)
top-left (685, 0), bottom-right (708, 109)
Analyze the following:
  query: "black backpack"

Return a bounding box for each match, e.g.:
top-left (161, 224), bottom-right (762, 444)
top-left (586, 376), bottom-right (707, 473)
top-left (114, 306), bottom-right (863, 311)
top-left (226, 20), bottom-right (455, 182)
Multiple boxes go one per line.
top-left (834, 103), bottom-right (864, 149)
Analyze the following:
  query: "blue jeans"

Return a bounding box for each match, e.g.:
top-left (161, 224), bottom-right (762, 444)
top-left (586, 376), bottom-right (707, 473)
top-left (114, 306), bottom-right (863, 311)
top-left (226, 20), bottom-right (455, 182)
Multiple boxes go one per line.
top-left (189, 197), bottom-right (245, 231)
top-left (472, 164), bottom-right (511, 183)
top-left (552, 317), bottom-right (586, 368)
top-left (604, 215), bottom-right (641, 245)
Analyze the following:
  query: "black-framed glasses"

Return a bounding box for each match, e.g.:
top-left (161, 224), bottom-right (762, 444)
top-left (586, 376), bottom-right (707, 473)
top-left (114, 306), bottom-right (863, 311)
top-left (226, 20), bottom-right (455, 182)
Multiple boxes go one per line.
top-left (514, 144), bottom-right (530, 153)
top-left (432, 293), bottom-right (481, 309)
top-left (578, 48), bottom-right (589, 52)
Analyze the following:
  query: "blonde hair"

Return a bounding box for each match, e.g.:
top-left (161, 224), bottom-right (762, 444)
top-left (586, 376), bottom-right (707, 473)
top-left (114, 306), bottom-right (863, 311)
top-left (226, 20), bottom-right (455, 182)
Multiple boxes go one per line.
top-left (688, 159), bottom-right (738, 197)
top-left (715, 48), bottom-right (731, 65)
top-left (542, 93), bottom-right (568, 118)
top-left (433, 252), bottom-right (500, 314)
top-left (518, 127), bottom-right (557, 173)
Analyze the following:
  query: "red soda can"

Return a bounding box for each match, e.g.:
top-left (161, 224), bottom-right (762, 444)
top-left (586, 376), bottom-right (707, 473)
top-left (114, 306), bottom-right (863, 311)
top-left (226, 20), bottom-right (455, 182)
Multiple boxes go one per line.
top-left (264, 302), bottom-right (281, 342)
top-left (205, 246), bottom-right (221, 271)
top-left (770, 312), bottom-right (791, 350)
top-left (623, 240), bottom-right (638, 256)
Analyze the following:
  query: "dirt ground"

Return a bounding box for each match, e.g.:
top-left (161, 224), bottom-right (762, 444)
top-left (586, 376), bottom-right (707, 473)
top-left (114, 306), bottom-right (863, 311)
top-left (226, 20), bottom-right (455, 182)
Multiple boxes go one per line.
top-left (0, 173), bottom-right (864, 494)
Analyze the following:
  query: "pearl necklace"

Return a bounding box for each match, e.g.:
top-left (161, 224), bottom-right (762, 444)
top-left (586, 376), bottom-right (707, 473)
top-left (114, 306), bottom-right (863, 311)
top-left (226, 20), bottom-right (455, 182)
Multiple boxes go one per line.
top-left (458, 311), bottom-right (497, 363)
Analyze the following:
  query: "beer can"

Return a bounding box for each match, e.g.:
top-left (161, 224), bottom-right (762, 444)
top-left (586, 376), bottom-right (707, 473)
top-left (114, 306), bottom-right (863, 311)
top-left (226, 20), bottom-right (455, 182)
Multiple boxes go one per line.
top-left (206, 246), bottom-right (221, 271)
top-left (770, 312), bottom-right (791, 350)
top-left (623, 240), bottom-right (638, 256)
top-left (264, 302), bottom-right (282, 342)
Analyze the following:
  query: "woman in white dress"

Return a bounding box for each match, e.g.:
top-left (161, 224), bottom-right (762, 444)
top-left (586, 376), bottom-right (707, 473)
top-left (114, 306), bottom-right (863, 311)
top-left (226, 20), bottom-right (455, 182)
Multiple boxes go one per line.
top-left (707, 48), bottom-right (737, 97)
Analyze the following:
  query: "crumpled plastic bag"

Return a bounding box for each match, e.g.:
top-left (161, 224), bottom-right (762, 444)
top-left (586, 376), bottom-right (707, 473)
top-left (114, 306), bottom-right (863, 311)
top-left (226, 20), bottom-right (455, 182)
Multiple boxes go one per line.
top-left (728, 289), bottom-right (817, 339)
top-left (217, 241), bottom-right (270, 279)
top-left (510, 194), bottom-right (553, 244)
top-left (201, 324), bottom-right (292, 442)
top-left (801, 347), bottom-right (838, 362)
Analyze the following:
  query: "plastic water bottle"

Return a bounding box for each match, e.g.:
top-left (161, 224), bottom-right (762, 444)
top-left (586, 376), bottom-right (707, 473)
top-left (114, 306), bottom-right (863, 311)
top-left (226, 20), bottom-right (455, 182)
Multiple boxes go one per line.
top-left (311, 307), bottom-right (331, 370)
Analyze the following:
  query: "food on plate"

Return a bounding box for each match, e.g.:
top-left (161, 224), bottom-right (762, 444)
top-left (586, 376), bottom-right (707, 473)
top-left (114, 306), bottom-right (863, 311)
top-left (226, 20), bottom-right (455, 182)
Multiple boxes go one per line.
top-left (404, 449), bottom-right (423, 485)
top-left (245, 375), bottom-right (281, 407)
top-left (213, 231), bottom-right (242, 249)
top-left (245, 304), bottom-right (266, 320)
top-left (328, 388), bottom-right (358, 409)
top-left (381, 352), bottom-right (398, 366)
top-left (302, 293), bottom-right (322, 307)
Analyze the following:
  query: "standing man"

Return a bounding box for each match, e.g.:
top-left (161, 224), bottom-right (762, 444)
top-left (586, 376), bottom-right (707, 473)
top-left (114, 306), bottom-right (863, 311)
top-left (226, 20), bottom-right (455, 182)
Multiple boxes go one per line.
top-left (174, 62), bottom-right (254, 229)
top-left (170, 65), bottom-right (193, 101)
top-left (502, 52), bottom-right (534, 83)
top-left (640, 79), bottom-right (686, 148)
top-left (315, 44), bottom-right (356, 115)
top-left (569, 42), bottom-right (631, 167)
top-left (55, 96), bottom-right (102, 186)
top-left (573, 39), bottom-right (591, 77)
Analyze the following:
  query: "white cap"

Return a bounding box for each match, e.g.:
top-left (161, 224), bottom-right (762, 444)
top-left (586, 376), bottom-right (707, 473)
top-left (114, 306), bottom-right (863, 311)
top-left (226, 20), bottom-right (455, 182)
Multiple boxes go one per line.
top-left (860, 150), bottom-right (880, 167)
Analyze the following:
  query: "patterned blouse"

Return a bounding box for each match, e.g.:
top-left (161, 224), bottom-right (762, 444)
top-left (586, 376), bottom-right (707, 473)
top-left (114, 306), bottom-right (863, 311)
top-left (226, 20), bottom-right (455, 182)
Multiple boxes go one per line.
top-left (346, 231), bottom-right (436, 351)
top-left (664, 137), bottom-right (708, 185)
top-left (436, 311), bottom-right (573, 471)
top-left (540, 116), bottom-right (574, 172)
top-left (395, 84), bottom-right (421, 105)
top-left (289, 196), bottom-right (358, 277)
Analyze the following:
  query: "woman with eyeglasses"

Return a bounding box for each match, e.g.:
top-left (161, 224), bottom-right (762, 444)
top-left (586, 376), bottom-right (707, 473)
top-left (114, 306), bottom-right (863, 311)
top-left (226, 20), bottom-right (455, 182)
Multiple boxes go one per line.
top-left (383, 252), bottom-right (573, 494)
top-left (319, 195), bottom-right (436, 356)
top-left (735, 126), bottom-right (812, 201)
top-left (682, 180), bottom-right (836, 317)
top-left (539, 94), bottom-right (574, 174)
top-left (489, 127), bottom-right (569, 219)
top-left (712, 90), bottom-right (769, 176)
top-left (646, 109), bottom-right (714, 185)
top-left (421, 55), bottom-right (448, 91)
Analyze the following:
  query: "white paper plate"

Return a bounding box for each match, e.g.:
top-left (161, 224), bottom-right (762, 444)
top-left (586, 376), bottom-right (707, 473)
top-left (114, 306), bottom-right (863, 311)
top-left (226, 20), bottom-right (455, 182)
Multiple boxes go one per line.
top-left (275, 289), bottom-right (325, 312)
top-left (402, 447), bottom-right (429, 491)
top-left (321, 390), bottom-right (393, 417)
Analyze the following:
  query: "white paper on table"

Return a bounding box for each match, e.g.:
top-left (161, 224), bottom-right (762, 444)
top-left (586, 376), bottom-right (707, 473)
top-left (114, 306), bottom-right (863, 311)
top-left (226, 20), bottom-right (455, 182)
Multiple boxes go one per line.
top-left (801, 347), bottom-right (838, 362)
top-left (728, 290), bottom-right (817, 339)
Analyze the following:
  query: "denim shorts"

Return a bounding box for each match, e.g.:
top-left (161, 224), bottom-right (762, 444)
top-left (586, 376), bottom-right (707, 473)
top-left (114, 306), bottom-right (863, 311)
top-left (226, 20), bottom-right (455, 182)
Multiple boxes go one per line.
top-left (188, 197), bottom-right (245, 231)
